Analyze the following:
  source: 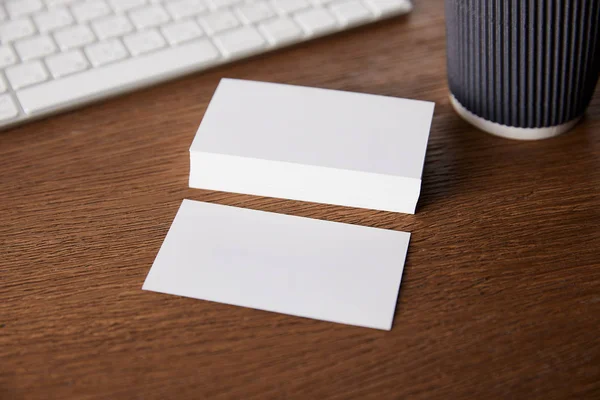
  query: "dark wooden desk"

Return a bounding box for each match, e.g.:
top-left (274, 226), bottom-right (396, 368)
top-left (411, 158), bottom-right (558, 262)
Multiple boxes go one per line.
top-left (1, 1), bottom-right (599, 399)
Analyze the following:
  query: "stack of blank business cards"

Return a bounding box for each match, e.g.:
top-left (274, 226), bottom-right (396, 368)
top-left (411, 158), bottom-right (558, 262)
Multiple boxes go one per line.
top-left (189, 79), bottom-right (435, 214)
top-left (143, 79), bottom-right (435, 330)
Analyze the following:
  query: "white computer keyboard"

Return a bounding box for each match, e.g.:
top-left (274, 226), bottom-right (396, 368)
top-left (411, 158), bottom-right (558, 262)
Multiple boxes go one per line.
top-left (0, 0), bottom-right (411, 130)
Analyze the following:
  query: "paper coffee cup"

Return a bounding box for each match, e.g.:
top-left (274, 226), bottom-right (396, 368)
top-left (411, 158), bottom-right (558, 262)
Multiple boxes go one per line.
top-left (446, 0), bottom-right (600, 140)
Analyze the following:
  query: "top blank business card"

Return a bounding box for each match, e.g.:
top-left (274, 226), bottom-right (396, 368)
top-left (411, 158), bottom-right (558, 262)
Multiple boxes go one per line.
top-left (190, 79), bottom-right (435, 214)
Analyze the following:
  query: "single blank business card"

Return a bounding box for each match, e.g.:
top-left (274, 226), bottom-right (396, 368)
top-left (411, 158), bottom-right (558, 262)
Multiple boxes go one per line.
top-left (143, 199), bottom-right (411, 330)
top-left (189, 79), bottom-right (435, 214)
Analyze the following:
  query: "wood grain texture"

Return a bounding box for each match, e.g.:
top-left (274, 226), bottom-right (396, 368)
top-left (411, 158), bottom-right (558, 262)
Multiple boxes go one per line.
top-left (1, 1), bottom-right (599, 399)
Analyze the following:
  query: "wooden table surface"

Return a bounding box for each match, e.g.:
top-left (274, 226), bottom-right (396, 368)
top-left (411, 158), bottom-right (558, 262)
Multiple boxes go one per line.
top-left (2, 1), bottom-right (599, 399)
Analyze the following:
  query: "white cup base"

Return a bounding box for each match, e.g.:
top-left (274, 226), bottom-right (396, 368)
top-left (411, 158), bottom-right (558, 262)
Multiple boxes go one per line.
top-left (450, 94), bottom-right (582, 140)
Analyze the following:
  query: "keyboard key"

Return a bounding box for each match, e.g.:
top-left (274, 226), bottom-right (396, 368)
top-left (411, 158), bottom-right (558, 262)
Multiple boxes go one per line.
top-left (44, 0), bottom-right (78, 7)
top-left (85, 39), bottom-right (129, 66)
top-left (5, 0), bottom-right (43, 19)
top-left (0, 76), bottom-right (6, 93)
top-left (71, 0), bottom-right (111, 22)
top-left (0, 94), bottom-right (19, 121)
top-left (123, 29), bottom-right (166, 56)
top-left (0, 19), bottom-right (36, 42)
top-left (33, 8), bottom-right (74, 32)
top-left (272, 0), bottom-right (310, 14)
top-left (206, 0), bottom-right (242, 10)
top-left (0, 45), bottom-right (18, 68)
top-left (364, 0), bottom-right (411, 16)
top-left (235, 2), bottom-right (275, 24)
top-left (17, 39), bottom-right (220, 114)
top-left (54, 25), bottom-right (96, 49)
top-left (0, 6), bottom-right (6, 21)
top-left (130, 5), bottom-right (170, 29)
top-left (45, 49), bottom-right (89, 77)
top-left (5, 61), bottom-right (48, 89)
top-left (258, 17), bottom-right (303, 45)
top-left (212, 25), bottom-right (266, 58)
top-left (92, 15), bottom-right (133, 39)
top-left (165, 0), bottom-right (207, 19)
top-left (161, 20), bottom-right (203, 45)
top-left (329, 0), bottom-right (373, 25)
top-left (107, 0), bottom-right (147, 12)
top-left (294, 8), bottom-right (337, 35)
top-left (198, 10), bottom-right (239, 34)
top-left (15, 36), bottom-right (57, 61)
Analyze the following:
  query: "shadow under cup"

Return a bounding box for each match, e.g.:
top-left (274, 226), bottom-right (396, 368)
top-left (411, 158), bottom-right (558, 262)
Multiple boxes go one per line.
top-left (445, 0), bottom-right (600, 140)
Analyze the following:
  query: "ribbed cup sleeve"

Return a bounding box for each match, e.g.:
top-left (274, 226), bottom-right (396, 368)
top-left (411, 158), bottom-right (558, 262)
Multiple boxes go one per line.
top-left (446, 0), bottom-right (600, 128)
